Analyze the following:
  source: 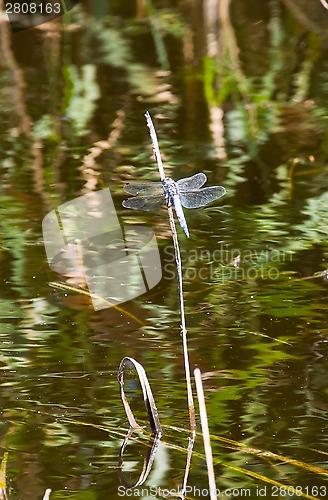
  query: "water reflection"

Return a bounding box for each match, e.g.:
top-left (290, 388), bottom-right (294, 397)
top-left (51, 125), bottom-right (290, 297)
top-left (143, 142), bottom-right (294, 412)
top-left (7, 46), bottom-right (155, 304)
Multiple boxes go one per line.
top-left (0, 0), bottom-right (328, 498)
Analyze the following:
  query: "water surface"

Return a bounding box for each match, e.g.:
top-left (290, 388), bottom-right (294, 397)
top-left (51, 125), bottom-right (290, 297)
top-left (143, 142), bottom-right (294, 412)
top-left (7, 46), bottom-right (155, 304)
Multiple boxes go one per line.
top-left (0, 1), bottom-right (328, 498)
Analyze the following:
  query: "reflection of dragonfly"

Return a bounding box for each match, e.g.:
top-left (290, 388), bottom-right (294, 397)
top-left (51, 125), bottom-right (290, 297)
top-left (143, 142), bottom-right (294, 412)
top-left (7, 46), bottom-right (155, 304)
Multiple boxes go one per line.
top-left (122, 173), bottom-right (226, 237)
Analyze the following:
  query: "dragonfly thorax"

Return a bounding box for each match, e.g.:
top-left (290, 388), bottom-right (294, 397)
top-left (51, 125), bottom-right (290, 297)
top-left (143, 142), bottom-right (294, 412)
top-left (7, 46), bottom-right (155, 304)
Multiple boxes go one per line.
top-left (162, 177), bottom-right (180, 207)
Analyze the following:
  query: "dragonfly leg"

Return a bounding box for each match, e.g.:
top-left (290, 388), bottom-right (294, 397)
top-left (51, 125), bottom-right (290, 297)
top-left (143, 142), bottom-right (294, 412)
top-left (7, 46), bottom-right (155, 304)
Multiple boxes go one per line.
top-left (164, 192), bottom-right (172, 208)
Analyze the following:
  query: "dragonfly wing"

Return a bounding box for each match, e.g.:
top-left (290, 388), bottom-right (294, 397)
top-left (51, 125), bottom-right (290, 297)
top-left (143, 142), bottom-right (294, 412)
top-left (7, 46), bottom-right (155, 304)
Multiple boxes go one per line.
top-left (123, 182), bottom-right (163, 196)
top-left (180, 186), bottom-right (226, 209)
top-left (122, 194), bottom-right (164, 211)
top-left (176, 172), bottom-right (207, 191)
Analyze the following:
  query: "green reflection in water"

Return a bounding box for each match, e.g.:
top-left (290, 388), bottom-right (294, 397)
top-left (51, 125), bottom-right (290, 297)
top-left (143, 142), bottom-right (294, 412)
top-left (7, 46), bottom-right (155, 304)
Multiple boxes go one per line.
top-left (0, 0), bottom-right (328, 498)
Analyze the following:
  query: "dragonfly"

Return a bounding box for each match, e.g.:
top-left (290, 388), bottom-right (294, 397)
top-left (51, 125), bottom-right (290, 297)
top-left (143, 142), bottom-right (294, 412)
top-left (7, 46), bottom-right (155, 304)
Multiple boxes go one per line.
top-left (122, 172), bottom-right (226, 237)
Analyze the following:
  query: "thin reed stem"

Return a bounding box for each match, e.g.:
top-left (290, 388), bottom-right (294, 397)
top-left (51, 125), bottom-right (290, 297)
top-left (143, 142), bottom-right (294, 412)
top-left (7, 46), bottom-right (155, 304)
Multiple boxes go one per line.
top-left (145, 111), bottom-right (165, 181)
top-left (168, 210), bottom-right (196, 432)
top-left (194, 368), bottom-right (217, 500)
top-left (144, 112), bottom-right (196, 433)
